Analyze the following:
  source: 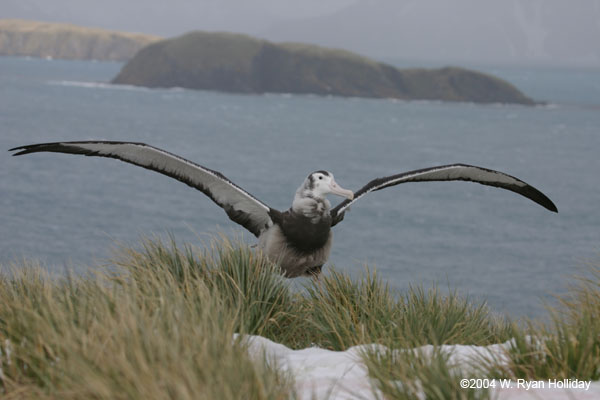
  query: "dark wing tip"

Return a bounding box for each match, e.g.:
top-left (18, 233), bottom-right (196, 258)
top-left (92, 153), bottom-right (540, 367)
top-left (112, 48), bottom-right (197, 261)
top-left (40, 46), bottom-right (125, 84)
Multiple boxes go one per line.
top-left (9, 143), bottom-right (68, 156)
top-left (545, 198), bottom-right (558, 213)
top-left (535, 190), bottom-right (558, 213)
top-left (9, 141), bottom-right (150, 157)
top-left (539, 197), bottom-right (558, 213)
top-left (9, 145), bottom-right (32, 156)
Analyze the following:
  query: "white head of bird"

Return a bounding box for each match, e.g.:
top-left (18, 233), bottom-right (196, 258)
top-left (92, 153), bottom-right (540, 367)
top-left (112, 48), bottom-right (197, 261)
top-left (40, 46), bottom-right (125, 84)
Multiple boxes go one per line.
top-left (292, 170), bottom-right (354, 218)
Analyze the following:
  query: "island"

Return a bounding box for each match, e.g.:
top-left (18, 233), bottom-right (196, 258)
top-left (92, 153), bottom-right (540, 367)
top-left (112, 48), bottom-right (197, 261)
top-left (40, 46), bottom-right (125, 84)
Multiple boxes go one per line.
top-left (112, 31), bottom-right (535, 105)
top-left (0, 19), bottom-right (160, 61)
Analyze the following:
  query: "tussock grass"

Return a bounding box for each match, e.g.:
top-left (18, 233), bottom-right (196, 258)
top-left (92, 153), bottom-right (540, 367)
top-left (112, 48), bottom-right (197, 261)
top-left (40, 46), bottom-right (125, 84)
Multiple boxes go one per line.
top-left (400, 286), bottom-right (511, 346)
top-left (113, 236), bottom-right (299, 342)
top-left (300, 268), bottom-right (401, 350)
top-left (364, 348), bottom-right (490, 400)
top-left (299, 268), bottom-right (509, 350)
top-left (1, 237), bottom-right (599, 399)
top-left (0, 243), bottom-right (292, 399)
top-left (487, 265), bottom-right (600, 381)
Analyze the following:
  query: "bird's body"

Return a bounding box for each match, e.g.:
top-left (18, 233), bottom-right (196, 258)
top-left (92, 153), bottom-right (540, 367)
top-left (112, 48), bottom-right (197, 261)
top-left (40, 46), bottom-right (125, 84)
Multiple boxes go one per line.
top-left (259, 218), bottom-right (333, 277)
top-left (263, 179), bottom-right (338, 277)
top-left (10, 141), bottom-right (557, 277)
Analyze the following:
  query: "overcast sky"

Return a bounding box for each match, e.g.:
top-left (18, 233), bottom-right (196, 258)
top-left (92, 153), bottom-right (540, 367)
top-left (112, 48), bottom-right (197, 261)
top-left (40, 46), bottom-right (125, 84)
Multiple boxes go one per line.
top-left (2, 0), bottom-right (355, 35)
top-left (3, 0), bottom-right (599, 67)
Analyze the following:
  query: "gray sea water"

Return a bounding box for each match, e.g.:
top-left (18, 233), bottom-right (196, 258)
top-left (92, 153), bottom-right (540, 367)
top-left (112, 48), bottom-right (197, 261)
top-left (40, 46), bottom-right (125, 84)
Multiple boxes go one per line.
top-left (1, 56), bottom-right (599, 317)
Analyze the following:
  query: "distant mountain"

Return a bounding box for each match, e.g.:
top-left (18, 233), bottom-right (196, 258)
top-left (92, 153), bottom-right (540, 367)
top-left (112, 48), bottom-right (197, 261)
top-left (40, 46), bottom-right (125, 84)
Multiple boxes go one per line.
top-left (263, 0), bottom-right (600, 68)
top-left (113, 31), bottom-right (534, 105)
top-left (0, 19), bottom-right (160, 61)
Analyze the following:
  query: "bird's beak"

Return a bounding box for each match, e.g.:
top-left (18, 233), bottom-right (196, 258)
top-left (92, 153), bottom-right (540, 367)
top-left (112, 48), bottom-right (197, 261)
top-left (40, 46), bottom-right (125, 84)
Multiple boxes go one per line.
top-left (329, 179), bottom-right (354, 200)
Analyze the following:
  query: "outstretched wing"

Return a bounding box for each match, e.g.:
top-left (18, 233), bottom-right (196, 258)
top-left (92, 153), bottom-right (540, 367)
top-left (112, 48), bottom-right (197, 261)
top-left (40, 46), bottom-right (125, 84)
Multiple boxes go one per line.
top-left (10, 141), bottom-right (274, 237)
top-left (330, 164), bottom-right (557, 226)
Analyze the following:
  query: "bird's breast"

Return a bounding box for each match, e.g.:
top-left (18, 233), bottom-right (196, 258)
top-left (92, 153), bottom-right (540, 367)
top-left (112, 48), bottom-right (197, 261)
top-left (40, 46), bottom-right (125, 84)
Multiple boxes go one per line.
top-left (278, 211), bottom-right (331, 253)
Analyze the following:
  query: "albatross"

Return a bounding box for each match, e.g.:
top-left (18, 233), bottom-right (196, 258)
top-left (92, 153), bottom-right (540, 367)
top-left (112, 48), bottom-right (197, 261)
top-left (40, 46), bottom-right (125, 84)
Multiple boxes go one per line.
top-left (10, 141), bottom-right (557, 277)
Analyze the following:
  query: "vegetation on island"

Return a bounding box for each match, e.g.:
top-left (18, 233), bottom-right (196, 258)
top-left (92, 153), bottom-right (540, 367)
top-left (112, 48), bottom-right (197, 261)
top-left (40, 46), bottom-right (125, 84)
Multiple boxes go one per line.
top-left (112, 31), bottom-right (535, 105)
top-left (0, 19), bottom-right (160, 61)
top-left (1, 237), bottom-right (598, 399)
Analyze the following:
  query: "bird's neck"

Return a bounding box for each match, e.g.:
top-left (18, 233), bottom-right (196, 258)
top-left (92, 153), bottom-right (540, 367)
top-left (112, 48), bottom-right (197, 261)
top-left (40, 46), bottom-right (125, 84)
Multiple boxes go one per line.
top-left (291, 193), bottom-right (331, 221)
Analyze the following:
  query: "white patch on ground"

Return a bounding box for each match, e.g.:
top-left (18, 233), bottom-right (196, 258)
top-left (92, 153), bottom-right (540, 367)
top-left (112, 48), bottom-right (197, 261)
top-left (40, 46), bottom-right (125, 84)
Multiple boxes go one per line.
top-left (237, 334), bottom-right (600, 400)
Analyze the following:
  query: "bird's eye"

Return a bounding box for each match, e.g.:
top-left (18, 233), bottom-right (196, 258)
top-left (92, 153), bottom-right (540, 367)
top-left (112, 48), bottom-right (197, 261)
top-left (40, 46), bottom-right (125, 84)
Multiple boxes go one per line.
top-left (318, 176), bottom-right (323, 180)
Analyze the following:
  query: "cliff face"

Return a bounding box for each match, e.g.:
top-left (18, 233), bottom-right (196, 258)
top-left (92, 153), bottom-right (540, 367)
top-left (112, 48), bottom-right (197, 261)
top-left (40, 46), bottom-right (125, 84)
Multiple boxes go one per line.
top-left (0, 19), bottom-right (160, 61)
top-left (113, 31), bottom-right (535, 105)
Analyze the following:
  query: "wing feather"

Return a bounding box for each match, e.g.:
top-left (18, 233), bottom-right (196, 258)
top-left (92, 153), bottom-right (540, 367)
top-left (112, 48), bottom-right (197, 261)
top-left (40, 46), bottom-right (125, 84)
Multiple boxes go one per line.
top-left (10, 141), bottom-right (274, 237)
top-left (330, 164), bottom-right (557, 226)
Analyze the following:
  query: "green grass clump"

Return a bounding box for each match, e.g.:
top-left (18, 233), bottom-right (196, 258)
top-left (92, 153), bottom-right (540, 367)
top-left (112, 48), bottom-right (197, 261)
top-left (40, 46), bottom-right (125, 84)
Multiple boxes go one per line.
top-left (300, 268), bottom-right (401, 350)
top-left (400, 286), bottom-right (511, 346)
top-left (0, 243), bottom-right (293, 399)
top-left (113, 236), bottom-right (299, 343)
top-left (299, 268), bottom-right (509, 350)
top-left (488, 265), bottom-right (600, 381)
top-left (364, 348), bottom-right (490, 400)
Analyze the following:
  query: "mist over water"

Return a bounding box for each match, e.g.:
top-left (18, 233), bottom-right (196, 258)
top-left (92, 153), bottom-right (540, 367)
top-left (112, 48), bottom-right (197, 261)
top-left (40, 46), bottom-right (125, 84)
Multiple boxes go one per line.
top-left (2, 57), bottom-right (599, 317)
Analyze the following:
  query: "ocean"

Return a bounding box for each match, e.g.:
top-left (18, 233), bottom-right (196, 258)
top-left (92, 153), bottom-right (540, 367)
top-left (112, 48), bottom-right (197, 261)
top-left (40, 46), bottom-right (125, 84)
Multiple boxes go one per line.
top-left (1, 56), bottom-right (599, 317)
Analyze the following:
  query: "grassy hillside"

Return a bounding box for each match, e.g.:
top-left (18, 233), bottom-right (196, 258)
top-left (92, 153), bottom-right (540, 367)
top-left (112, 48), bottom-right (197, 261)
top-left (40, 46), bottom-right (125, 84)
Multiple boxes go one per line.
top-left (1, 237), bottom-right (598, 398)
top-left (113, 31), bottom-right (535, 105)
top-left (0, 19), bottom-right (160, 61)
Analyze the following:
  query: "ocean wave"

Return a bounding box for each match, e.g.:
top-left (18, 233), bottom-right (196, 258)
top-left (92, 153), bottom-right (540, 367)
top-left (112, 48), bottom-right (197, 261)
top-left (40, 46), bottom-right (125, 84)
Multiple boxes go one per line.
top-left (535, 102), bottom-right (560, 109)
top-left (48, 80), bottom-right (151, 92)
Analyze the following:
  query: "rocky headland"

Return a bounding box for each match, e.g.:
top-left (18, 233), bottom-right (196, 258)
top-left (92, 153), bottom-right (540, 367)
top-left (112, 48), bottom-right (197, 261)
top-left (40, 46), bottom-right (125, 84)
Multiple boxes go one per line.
top-left (0, 19), bottom-right (160, 61)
